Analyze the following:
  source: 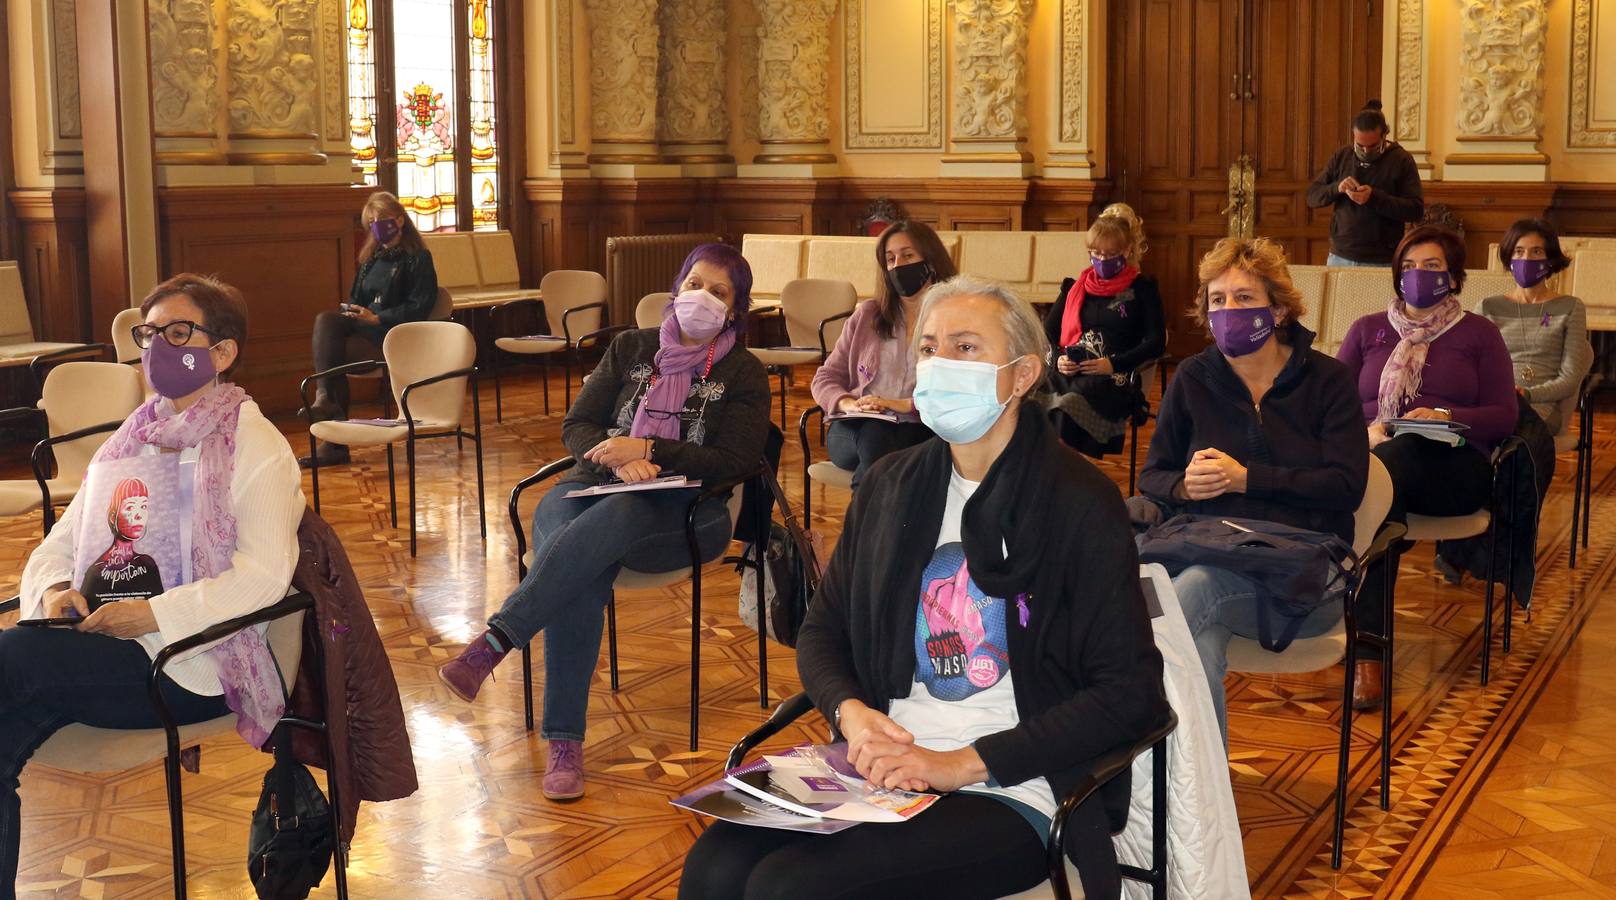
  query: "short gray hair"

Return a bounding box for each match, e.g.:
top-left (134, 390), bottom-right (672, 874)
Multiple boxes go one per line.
top-left (912, 275), bottom-right (1052, 377)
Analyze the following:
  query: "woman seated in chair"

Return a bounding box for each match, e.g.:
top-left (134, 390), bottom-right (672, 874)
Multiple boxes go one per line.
top-left (302, 190), bottom-right (440, 467)
top-left (3, 274), bottom-right (304, 890)
top-left (1045, 203), bottom-right (1165, 457)
top-left (809, 220), bottom-right (957, 488)
top-left (1336, 224), bottom-right (1517, 708)
top-left (439, 243), bottom-right (770, 801)
top-left (1478, 218), bottom-right (1593, 435)
top-left (1138, 238), bottom-right (1369, 743)
top-left (680, 276), bottom-right (1169, 900)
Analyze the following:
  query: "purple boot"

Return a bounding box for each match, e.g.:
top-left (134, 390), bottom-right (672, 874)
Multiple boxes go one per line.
top-left (543, 740), bottom-right (585, 801)
top-left (438, 631), bottom-right (508, 702)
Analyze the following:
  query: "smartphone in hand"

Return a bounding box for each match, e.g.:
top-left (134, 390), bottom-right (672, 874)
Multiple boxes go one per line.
top-left (16, 616), bottom-right (82, 628)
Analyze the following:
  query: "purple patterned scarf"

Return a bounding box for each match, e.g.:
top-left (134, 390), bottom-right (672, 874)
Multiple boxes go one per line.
top-left (93, 384), bottom-right (285, 748)
top-left (1376, 296), bottom-right (1465, 422)
top-left (629, 316), bottom-right (737, 440)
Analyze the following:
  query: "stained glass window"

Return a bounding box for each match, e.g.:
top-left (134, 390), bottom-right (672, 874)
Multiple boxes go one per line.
top-left (346, 0), bottom-right (502, 233)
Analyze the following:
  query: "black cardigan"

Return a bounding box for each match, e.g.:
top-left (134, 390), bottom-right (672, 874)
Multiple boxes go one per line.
top-left (1304, 142), bottom-right (1424, 264)
top-left (1138, 325), bottom-right (1369, 542)
top-left (796, 403), bottom-right (1170, 898)
top-left (348, 246), bottom-right (440, 343)
top-left (1043, 274), bottom-right (1166, 375)
top-left (560, 329), bottom-right (771, 486)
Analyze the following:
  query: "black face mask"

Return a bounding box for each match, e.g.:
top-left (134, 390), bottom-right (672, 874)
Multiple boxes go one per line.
top-left (888, 260), bottom-right (935, 298)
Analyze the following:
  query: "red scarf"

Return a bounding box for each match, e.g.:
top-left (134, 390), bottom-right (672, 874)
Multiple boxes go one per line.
top-left (1060, 264), bottom-right (1140, 348)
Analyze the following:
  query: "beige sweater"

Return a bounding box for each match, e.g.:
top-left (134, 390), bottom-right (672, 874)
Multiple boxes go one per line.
top-left (19, 399), bottom-right (305, 696)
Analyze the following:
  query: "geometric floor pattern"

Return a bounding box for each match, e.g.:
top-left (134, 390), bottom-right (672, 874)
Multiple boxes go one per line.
top-left (0, 367), bottom-right (1610, 898)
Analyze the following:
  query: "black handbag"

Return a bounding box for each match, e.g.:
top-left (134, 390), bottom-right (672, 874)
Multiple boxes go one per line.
top-left (248, 724), bottom-right (334, 900)
top-left (737, 467), bottom-right (824, 647)
top-left (1137, 514), bottom-right (1356, 652)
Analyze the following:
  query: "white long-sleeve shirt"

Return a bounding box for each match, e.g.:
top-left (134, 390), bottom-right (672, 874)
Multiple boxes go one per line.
top-left (20, 398), bottom-right (305, 696)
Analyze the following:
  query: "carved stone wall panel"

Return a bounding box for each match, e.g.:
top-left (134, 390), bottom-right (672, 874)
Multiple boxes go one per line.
top-left (659, 0), bottom-right (729, 145)
top-left (51, 0), bottom-right (83, 140)
top-left (1059, 0), bottom-right (1085, 144)
top-left (737, 1), bottom-right (761, 143)
top-left (754, 0), bottom-right (838, 144)
top-left (584, 0), bottom-right (660, 143)
top-left (844, 0), bottom-right (943, 149)
top-left (1457, 0), bottom-right (1547, 138)
top-left (1395, 0), bottom-right (1422, 142)
top-left (318, 0), bottom-right (345, 144)
top-left (148, 0), bottom-right (222, 136)
top-left (225, 0), bottom-right (320, 137)
top-left (1570, 0), bottom-right (1616, 147)
top-left (555, 0), bottom-right (577, 145)
top-left (949, 0), bottom-right (1034, 140)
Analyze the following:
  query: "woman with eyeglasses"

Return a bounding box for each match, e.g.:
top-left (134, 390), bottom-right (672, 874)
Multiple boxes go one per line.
top-left (1044, 203), bottom-right (1165, 457)
top-left (439, 243), bottom-right (770, 802)
top-left (6, 275), bottom-right (304, 891)
top-left (302, 190), bottom-right (440, 467)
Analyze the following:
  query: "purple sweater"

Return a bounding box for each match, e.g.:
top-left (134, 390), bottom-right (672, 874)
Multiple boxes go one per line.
top-left (810, 300), bottom-right (920, 422)
top-left (1336, 310), bottom-right (1518, 453)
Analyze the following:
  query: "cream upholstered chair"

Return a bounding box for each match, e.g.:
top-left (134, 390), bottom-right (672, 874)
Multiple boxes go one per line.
top-left (0, 590), bottom-right (347, 898)
top-left (1566, 373), bottom-right (1600, 569)
top-left (795, 405), bottom-right (853, 528)
top-left (1289, 264), bottom-right (1330, 336)
top-left (1320, 268), bottom-right (1390, 356)
top-left (111, 307), bottom-right (146, 364)
top-left (635, 291), bottom-right (672, 329)
top-left (0, 361), bottom-right (145, 535)
top-left (1461, 270), bottom-right (1519, 309)
top-left (507, 456), bottom-right (769, 752)
top-left (1225, 455), bottom-right (1403, 869)
top-left (750, 278), bottom-right (858, 427)
top-left (304, 321), bottom-right (485, 557)
top-left (429, 285), bottom-right (455, 321)
top-left (490, 269), bottom-right (616, 419)
top-left (0, 261), bottom-right (107, 385)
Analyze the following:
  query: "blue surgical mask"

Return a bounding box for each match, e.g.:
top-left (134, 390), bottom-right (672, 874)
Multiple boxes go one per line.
top-left (912, 355), bottom-right (1025, 444)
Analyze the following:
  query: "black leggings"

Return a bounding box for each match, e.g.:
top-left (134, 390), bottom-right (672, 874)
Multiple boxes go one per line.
top-left (1355, 434), bottom-right (1493, 660)
top-left (310, 310), bottom-right (383, 417)
top-left (825, 419), bottom-right (933, 490)
top-left (678, 793), bottom-right (1048, 900)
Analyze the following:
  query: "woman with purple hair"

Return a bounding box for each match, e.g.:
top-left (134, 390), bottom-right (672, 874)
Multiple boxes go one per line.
top-left (439, 243), bottom-right (770, 800)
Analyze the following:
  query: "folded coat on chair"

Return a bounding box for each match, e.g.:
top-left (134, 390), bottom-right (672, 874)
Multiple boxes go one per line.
top-left (279, 509), bottom-right (418, 842)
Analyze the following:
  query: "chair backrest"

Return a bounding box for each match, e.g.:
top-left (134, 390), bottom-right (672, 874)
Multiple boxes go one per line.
top-left (422, 233), bottom-right (481, 290)
top-left (539, 269), bottom-right (609, 337)
top-left (636, 291), bottom-right (671, 329)
top-left (110, 308), bottom-right (145, 363)
top-left (471, 231), bottom-right (523, 290)
top-left (42, 362), bottom-right (147, 481)
top-left (956, 232), bottom-right (1036, 289)
top-left (741, 235), bottom-right (810, 298)
top-left (1322, 269), bottom-right (1390, 355)
top-left (1354, 455), bottom-right (1395, 557)
top-left (266, 607), bottom-right (306, 685)
top-left (430, 286), bottom-right (454, 321)
top-left (1031, 232), bottom-right (1089, 299)
top-left (804, 239), bottom-right (880, 298)
top-left (1462, 270), bottom-right (1518, 310)
top-left (1570, 249), bottom-right (1616, 313)
top-left (779, 279), bottom-right (858, 350)
top-left (382, 321), bottom-right (477, 427)
top-left (0, 261), bottom-right (35, 346)
top-left (1288, 264), bottom-right (1330, 336)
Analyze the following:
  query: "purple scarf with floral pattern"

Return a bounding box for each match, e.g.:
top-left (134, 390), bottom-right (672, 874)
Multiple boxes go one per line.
top-left (1376, 296), bottom-right (1465, 423)
top-left (92, 384), bottom-right (285, 748)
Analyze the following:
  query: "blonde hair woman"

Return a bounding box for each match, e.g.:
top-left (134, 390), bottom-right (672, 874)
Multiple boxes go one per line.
top-left (1044, 202), bottom-right (1165, 457)
top-left (302, 191), bottom-right (440, 466)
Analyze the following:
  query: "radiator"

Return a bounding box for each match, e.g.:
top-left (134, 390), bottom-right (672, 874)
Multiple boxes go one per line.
top-left (604, 233), bottom-right (725, 326)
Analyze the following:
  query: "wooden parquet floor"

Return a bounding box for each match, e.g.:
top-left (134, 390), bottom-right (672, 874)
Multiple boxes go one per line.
top-left (2, 369), bottom-right (1614, 899)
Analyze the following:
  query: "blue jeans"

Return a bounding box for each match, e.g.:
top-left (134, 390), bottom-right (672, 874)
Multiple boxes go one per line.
top-left (1172, 565), bottom-right (1342, 744)
top-left (489, 485), bottom-right (734, 741)
top-left (825, 419), bottom-right (933, 489)
top-left (1326, 252), bottom-right (1383, 268)
top-left (0, 627), bottom-right (228, 890)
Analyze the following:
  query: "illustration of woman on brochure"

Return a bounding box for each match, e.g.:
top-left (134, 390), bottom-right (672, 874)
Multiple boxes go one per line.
top-left (80, 477), bottom-right (166, 609)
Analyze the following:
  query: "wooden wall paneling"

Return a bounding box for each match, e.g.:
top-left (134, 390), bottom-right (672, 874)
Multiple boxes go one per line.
top-left (496, 0), bottom-right (528, 278)
top-left (1424, 182), bottom-right (1558, 270)
top-left (714, 179), bottom-right (840, 237)
top-left (1026, 178), bottom-right (1106, 232)
top-left (9, 190), bottom-right (91, 344)
top-left (0, 0), bottom-right (16, 261)
top-left (157, 185), bottom-right (368, 415)
top-left (524, 178), bottom-right (602, 274)
top-left (1546, 184), bottom-right (1616, 238)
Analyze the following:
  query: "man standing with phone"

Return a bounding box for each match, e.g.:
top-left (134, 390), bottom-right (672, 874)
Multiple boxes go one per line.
top-left (1306, 100), bottom-right (1424, 268)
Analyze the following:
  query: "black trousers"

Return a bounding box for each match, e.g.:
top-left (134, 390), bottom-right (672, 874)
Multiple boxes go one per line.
top-left (825, 419), bottom-right (934, 490)
top-left (310, 310), bottom-right (383, 417)
top-left (1355, 434), bottom-right (1493, 660)
top-left (678, 793), bottom-right (1050, 900)
top-left (0, 627), bottom-right (227, 891)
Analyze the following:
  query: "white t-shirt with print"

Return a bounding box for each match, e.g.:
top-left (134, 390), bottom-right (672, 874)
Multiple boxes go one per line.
top-left (886, 469), bottom-right (1056, 821)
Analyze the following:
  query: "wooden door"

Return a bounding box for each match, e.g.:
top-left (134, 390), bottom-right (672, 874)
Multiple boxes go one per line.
top-left (1107, 0), bottom-right (1382, 357)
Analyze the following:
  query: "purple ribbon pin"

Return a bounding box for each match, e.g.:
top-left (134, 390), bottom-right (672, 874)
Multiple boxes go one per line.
top-left (1541, 311), bottom-right (1551, 327)
top-left (1016, 594), bottom-right (1030, 628)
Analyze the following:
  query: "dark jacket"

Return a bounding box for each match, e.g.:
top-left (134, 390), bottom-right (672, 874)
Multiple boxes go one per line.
top-left (282, 509), bottom-right (417, 843)
top-left (796, 404), bottom-right (1170, 900)
top-left (348, 246), bottom-right (440, 342)
top-left (1305, 142), bottom-right (1424, 264)
top-left (1044, 274), bottom-right (1166, 376)
top-left (561, 328), bottom-right (771, 486)
top-left (1138, 325), bottom-right (1369, 543)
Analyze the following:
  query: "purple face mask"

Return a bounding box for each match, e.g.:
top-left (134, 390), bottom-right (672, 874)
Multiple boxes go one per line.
top-left (142, 335), bottom-right (219, 399)
top-left (369, 217), bottom-right (402, 246)
top-left (673, 289), bottom-right (728, 340)
top-left (1091, 255), bottom-right (1127, 279)
top-left (1208, 306), bottom-right (1276, 358)
top-left (1400, 268), bottom-right (1452, 309)
top-left (1510, 257), bottom-right (1553, 289)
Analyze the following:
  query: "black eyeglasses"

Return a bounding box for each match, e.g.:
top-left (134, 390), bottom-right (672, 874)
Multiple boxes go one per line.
top-left (131, 320), bottom-right (221, 349)
top-left (643, 407), bottom-right (699, 422)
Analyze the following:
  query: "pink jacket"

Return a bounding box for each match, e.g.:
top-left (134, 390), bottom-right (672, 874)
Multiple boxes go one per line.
top-left (810, 300), bottom-right (920, 421)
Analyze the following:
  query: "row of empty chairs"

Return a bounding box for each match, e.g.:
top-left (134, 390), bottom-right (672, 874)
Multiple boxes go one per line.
top-left (422, 230), bottom-right (543, 309)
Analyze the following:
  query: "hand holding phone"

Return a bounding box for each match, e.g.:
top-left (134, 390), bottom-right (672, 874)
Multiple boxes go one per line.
top-left (16, 617), bottom-right (82, 628)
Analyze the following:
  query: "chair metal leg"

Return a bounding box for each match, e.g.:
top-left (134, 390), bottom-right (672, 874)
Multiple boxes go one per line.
top-left (1503, 461), bottom-right (1518, 653)
top-left (756, 476), bottom-right (769, 708)
top-left (407, 436), bottom-right (418, 557)
top-left (163, 739), bottom-right (188, 898)
top-left (606, 596), bottom-right (619, 691)
top-left (1571, 434), bottom-right (1584, 569)
top-left (541, 356), bottom-right (551, 416)
top-left (689, 565), bottom-right (702, 753)
top-left (309, 432), bottom-right (322, 514)
top-left (521, 645), bottom-right (534, 731)
top-left (1582, 426), bottom-right (1594, 550)
top-left (385, 444), bottom-right (398, 528)
top-left (493, 352), bottom-right (504, 424)
top-left (777, 371), bottom-right (787, 430)
top-left (1482, 514), bottom-right (1498, 685)
top-left (1332, 632), bottom-right (1356, 870)
top-left (1128, 421), bottom-right (1141, 496)
top-left (473, 381), bottom-right (487, 541)
top-left (1379, 552), bottom-right (1393, 811)
top-left (564, 360), bottom-right (573, 410)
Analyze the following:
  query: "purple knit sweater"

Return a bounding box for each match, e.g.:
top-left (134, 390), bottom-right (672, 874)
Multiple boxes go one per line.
top-left (1336, 310), bottom-right (1518, 453)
